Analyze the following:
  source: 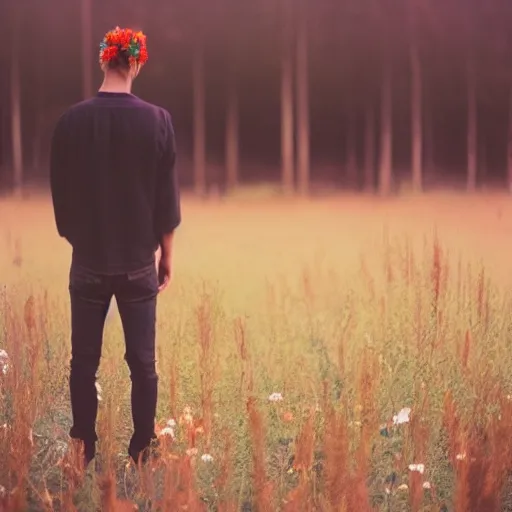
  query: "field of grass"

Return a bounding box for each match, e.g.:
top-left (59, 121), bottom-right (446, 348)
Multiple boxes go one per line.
top-left (1, 192), bottom-right (512, 511)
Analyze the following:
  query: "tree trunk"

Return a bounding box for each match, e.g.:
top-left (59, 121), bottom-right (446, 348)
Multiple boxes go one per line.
top-left (296, 0), bottom-right (309, 196)
top-left (424, 92), bottom-right (434, 181)
top-left (81, 0), bottom-right (93, 99)
top-left (479, 136), bottom-right (487, 187)
top-left (379, 60), bottom-right (392, 196)
top-left (225, 61), bottom-right (239, 191)
top-left (410, 40), bottom-right (422, 192)
top-left (32, 50), bottom-right (45, 176)
top-left (281, 0), bottom-right (295, 194)
top-left (363, 104), bottom-right (375, 192)
top-left (193, 42), bottom-right (206, 196)
top-left (10, 6), bottom-right (23, 195)
top-left (466, 56), bottom-right (477, 191)
top-left (507, 87), bottom-right (512, 192)
top-left (345, 109), bottom-right (358, 188)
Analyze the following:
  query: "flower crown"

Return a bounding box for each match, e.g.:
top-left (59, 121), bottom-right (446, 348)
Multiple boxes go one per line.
top-left (99, 27), bottom-right (148, 66)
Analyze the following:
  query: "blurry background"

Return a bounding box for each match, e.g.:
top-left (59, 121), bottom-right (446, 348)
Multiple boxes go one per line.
top-left (1, 0), bottom-right (512, 194)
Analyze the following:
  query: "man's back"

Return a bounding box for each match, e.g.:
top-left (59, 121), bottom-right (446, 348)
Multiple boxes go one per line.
top-left (50, 91), bottom-right (181, 274)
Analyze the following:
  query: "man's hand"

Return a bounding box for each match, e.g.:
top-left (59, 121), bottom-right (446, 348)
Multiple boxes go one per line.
top-left (157, 231), bottom-right (175, 293)
top-left (157, 254), bottom-right (172, 292)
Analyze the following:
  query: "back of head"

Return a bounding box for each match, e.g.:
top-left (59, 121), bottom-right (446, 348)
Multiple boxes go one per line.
top-left (99, 27), bottom-right (149, 79)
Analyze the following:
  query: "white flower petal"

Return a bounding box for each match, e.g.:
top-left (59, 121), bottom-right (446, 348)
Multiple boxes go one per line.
top-left (393, 407), bottom-right (411, 425)
top-left (201, 453), bottom-right (214, 463)
top-left (159, 427), bottom-right (175, 438)
top-left (408, 463), bottom-right (425, 474)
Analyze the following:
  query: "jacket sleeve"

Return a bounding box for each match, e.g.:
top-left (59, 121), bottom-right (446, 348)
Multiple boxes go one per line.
top-left (49, 114), bottom-right (70, 239)
top-left (154, 111), bottom-right (181, 237)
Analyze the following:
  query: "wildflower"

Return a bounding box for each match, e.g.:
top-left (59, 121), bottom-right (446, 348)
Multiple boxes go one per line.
top-left (397, 484), bottom-right (409, 491)
top-left (201, 453), bottom-right (214, 463)
top-left (268, 392), bottom-right (283, 402)
top-left (159, 427), bottom-right (175, 438)
top-left (393, 407), bottom-right (411, 425)
top-left (456, 452), bottom-right (466, 461)
top-left (408, 463), bottom-right (425, 474)
top-left (166, 418), bottom-right (177, 428)
top-left (282, 411), bottom-right (294, 423)
top-left (423, 481), bottom-right (432, 490)
top-left (0, 350), bottom-right (10, 375)
top-left (95, 381), bottom-right (103, 402)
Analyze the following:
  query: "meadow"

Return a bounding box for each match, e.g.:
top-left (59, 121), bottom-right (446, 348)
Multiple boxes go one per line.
top-left (1, 191), bottom-right (512, 511)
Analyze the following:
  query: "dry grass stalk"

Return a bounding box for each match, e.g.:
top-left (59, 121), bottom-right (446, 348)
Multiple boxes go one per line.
top-left (196, 291), bottom-right (216, 452)
top-left (234, 317), bottom-right (253, 396)
top-left (322, 401), bottom-right (349, 508)
top-left (99, 471), bottom-right (137, 511)
top-left (247, 396), bottom-right (274, 511)
top-left (431, 235), bottom-right (442, 317)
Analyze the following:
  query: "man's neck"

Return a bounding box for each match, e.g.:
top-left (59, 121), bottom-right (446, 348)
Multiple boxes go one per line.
top-left (98, 73), bottom-right (132, 94)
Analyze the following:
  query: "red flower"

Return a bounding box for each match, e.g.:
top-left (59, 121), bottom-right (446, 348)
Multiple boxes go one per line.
top-left (101, 27), bottom-right (149, 65)
top-left (138, 47), bottom-right (148, 65)
top-left (101, 45), bottom-right (119, 63)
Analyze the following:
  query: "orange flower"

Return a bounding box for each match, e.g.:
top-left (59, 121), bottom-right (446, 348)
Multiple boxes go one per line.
top-left (101, 46), bottom-right (119, 62)
top-left (283, 411), bottom-right (294, 423)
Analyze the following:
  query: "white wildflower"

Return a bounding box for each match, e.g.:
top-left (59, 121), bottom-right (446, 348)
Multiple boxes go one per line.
top-left (422, 481), bottom-right (432, 490)
top-left (408, 463), bottom-right (425, 474)
top-left (393, 407), bottom-right (411, 425)
top-left (0, 350), bottom-right (10, 375)
top-left (95, 382), bottom-right (103, 401)
top-left (201, 453), bottom-right (214, 463)
top-left (159, 427), bottom-right (175, 438)
top-left (166, 419), bottom-right (177, 428)
top-left (268, 392), bottom-right (283, 403)
top-left (397, 484), bottom-right (409, 491)
top-left (456, 452), bottom-right (466, 461)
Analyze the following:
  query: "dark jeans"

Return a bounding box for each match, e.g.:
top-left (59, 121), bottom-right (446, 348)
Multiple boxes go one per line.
top-left (68, 259), bottom-right (159, 460)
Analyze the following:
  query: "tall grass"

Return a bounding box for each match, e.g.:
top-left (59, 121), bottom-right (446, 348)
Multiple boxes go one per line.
top-left (1, 207), bottom-right (512, 510)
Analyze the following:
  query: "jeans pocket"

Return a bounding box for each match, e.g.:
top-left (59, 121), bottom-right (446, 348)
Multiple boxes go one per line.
top-left (69, 263), bottom-right (103, 287)
top-left (127, 264), bottom-right (156, 282)
top-left (122, 264), bottom-right (159, 300)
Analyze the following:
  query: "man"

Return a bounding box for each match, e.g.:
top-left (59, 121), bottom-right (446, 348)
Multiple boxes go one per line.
top-left (49, 27), bottom-right (181, 467)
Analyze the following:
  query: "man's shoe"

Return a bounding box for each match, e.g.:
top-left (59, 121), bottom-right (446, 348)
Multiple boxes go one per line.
top-left (128, 438), bottom-right (160, 466)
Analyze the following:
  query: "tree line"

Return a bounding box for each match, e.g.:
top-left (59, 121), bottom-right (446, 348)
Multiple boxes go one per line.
top-left (2, 0), bottom-right (512, 195)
